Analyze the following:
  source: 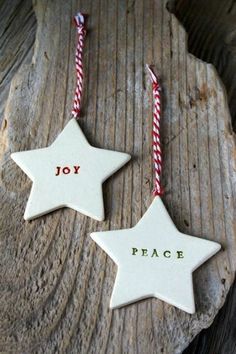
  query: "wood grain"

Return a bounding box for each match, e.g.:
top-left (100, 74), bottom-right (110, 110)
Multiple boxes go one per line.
top-left (0, 0), bottom-right (36, 126)
top-left (0, 0), bottom-right (235, 353)
top-left (168, 0), bottom-right (236, 352)
top-left (168, 0), bottom-right (236, 131)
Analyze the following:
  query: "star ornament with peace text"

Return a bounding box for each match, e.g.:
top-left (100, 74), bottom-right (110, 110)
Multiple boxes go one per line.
top-left (90, 66), bottom-right (221, 313)
top-left (91, 196), bottom-right (221, 313)
top-left (11, 118), bottom-right (130, 221)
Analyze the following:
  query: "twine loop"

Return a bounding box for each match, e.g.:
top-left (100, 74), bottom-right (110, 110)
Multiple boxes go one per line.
top-left (147, 65), bottom-right (163, 197)
top-left (72, 12), bottom-right (87, 118)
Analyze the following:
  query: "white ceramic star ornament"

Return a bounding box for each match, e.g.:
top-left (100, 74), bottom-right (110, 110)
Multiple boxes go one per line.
top-left (91, 196), bottom-right (220, 313)
top-left (91, 66), bottom-right (221, 313)
top-left (11, 119), bottom-right (130, 221)
top-left (11, 13), bottom-right (130, 221)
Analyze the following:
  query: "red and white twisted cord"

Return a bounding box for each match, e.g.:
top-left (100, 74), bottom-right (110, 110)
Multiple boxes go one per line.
top-left (147, 65), bottom-right (163, 196)
top-left (72, 12), bottom-right (86, 118)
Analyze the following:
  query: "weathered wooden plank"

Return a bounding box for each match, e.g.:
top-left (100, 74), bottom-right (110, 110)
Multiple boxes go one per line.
top-left (168, 1), bottom-right (236, 351)
top-left (0, 0), bottom-right (235, 353)
top-left (0, 0), bottom-right (36, 126)
top-left (169, 0), bottom-right (236, 130)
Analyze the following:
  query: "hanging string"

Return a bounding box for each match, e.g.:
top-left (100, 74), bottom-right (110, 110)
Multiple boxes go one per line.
top-left (147, 65), bottom-right (164, 196)
top-left (72, 12), bottom-right (87, 118)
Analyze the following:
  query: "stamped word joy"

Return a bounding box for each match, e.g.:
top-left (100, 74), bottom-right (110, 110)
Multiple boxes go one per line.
top-left (131, 248), bottom-right (184, 259)
top-left (55, 165), bottom-right (80, 176)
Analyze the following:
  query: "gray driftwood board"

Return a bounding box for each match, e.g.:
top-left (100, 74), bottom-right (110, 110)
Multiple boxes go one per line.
top-left (0, 0), bottom-right (235, 353)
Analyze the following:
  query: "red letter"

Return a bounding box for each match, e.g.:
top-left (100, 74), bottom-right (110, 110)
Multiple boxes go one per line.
top-left (74, 165), bottom-right (80, 174)
top-left (55, 166), bottom-right (61, 176)
top-left (63, 167), bottom-right (70, 174)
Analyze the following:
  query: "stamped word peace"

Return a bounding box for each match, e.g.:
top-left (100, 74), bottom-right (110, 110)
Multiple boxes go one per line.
top-left (131, 248), bottom-right (184, 258)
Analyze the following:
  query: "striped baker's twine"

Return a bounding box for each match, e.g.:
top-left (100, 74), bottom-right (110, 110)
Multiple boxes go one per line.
top-left (72, 12), bottom-right (86, 118)
top-left (147, 65), bottom-right (164, 196)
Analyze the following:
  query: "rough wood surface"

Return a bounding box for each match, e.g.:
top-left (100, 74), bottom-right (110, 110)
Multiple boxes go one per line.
top-left (168, 1), bottom-right (236, 352)
top-left (0, 0), bottom-right (235, 353)
top-left (0, 0), bottom-right (36, 126)
top-left (169, 0), bottom-right (236, 131)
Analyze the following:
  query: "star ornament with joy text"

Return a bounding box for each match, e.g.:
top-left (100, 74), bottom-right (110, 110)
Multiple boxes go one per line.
top-left (11, 118), bottom-right (131, 221)
top-left (91, 196), bottom-right (221, 313)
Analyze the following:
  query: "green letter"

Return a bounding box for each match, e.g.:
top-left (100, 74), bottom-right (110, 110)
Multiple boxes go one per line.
top-left (132, 247), bottom-right (138, 255)
top-left (151, 249), bottom-right (159, 257)
top-left (142, 249), bottom-right (148, 256)
top-left (177, 251), bottom-right (184, 258)
top-left (164, 250), bottom-right (171, 258)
